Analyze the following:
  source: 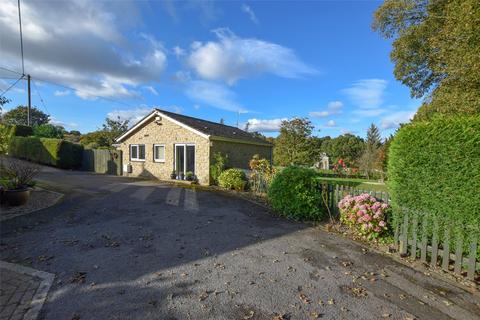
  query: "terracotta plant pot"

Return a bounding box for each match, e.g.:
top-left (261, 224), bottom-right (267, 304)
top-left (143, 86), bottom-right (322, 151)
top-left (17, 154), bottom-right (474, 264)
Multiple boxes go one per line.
top-left (4, 188), bottom-right (31, 206)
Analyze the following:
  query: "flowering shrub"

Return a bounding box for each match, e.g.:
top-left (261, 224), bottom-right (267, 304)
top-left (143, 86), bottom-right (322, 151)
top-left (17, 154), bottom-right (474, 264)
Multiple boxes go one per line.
top-left (249, 154), bottom-right (276, 194)
top-left (332, 158), bottom-right (347, 177)
top-left (338, 193), bottom-right (389, 239)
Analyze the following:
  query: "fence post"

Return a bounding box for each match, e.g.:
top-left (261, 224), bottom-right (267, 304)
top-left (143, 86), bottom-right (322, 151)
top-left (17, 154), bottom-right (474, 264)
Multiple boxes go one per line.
top-left (442, 226), bottom-right (450, 271)
top-left (467, 238), bottom-right (477, 281)
top-left (431, 217), bottom-right (439, 267)
top-left (399, 211), bottom-right (409, 256)
top-left (420, 214), bottom-right (428, 263)
top-left (454, 235), bottom-right (463, 275)
top-left (411, 215), bottom-right (418, 259)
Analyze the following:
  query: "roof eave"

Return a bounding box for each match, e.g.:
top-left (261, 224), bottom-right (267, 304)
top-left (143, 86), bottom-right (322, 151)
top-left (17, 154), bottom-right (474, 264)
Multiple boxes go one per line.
top-left (209, 135), bottom-right (273, 147)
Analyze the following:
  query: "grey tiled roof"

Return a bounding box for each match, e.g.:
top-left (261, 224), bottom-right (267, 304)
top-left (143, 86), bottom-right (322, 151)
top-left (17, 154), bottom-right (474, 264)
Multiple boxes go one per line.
top-left (156, 109), bottom-right (271, 145)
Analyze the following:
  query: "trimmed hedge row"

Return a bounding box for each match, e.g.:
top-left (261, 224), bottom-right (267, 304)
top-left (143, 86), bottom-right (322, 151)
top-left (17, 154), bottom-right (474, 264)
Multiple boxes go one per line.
top-left (9, 136), bottom-right (83, 169)
top-left (0, 124), bottom-right (34, 155)
top-left (388, 116), bottom-right (480, 244)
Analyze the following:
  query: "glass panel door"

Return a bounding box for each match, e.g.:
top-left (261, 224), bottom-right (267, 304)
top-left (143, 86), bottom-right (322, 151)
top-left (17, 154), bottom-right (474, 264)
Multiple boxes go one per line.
top-left (175, 145), bottom-right (185, 177)
top-left (186, 145), bottom-right (195, 174)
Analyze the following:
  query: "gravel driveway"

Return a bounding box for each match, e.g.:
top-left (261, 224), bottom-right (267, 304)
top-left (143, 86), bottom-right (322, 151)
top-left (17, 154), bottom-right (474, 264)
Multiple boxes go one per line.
top-left (1, 167), bottom-right (479, 320)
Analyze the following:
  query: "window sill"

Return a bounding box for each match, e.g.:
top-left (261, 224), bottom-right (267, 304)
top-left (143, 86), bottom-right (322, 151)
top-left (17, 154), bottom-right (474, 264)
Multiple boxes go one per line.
top-left (154, 160), bottom-right (165, 163)
top-left (131, 159), bottom-right (146, 162)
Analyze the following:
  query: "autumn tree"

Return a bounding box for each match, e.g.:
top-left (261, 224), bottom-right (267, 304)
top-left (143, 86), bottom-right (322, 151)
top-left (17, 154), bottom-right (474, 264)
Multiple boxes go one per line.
top-left (273, 118), bottom-right (313, 166)
top-left (373, 0), bottom-right (480, 120)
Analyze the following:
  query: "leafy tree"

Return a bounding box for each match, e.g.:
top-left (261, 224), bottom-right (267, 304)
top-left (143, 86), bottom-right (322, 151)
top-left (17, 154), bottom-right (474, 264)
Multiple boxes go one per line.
top-left (1, 106), bottom-right (50, 126)
top-left (359, 124), bottom-right (383, 179)
top-left (80, 131), bottom-right (110, 149)
top-left (373, 0), bottom-right (480, 120)
top-left (64, 130), bottom-right (82, 143)
top-left (321, 134), bottom-right (364, 167)
top-left (33, 124), bottom-right (65, 139)
top-left (273, 118), bottom-right (314, 166)
top-left (0, 96), bottom-right (11, 112)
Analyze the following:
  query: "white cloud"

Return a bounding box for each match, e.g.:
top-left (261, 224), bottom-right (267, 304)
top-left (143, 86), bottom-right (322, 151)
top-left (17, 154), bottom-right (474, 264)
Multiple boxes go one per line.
top-left (185, 80), bottom-right (245, 112)
top-left (241, 4), bottom-right (259, 24)
top-left (245, 118), bottom-right (286, 132)
top-left (107, 107), bottom-right (152, 125)
top-left (193, 104), bottom-right (200, 110)
top-left (187, 28), bottom-right (316, 85)
top-left (380, 111), bottom-right (415, 129)
top-left (53, 90), bottom-right (71, 97)
top-left (0, 0), bottom-right (166, 100)
top-left (342, 79), bottom-right (387, 109)
top-left (49, 117), bottom-right (78, 129)
top-left (173, 46), bottom-right (185, 58)
top-left (309, 100), bottom-right (343, 118)
top-left (145, 86), bottom-right (158, 96)
top-left (325, 120), bottom-right (337, 127)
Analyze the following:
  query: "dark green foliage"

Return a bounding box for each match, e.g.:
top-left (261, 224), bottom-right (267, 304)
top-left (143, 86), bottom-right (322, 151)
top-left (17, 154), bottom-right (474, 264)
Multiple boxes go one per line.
top-left (0, 124), bottom-right (33, 155)
top-left (9, 137), bottom-right (83, 169)
top-left (33, 124), bottom-right (65, 138)
top-left (268, 166), bottom-right (324, 220)
top-left (218, 168), bottom-right (248, 191)
top-left (373, 0), bottom-right (480, 120)
top-left (320, 134), bottom-right (365, 167)
top-left (210, 152), bottom-right (228, 185)
top-left (274, 118), bottom-right (314, 166)
top-left (388, 116), bottom-right (480, 248)
top-left (1, 106), bottom-right (50, 126)
top-left (11, 125), bottom-right (33, 137)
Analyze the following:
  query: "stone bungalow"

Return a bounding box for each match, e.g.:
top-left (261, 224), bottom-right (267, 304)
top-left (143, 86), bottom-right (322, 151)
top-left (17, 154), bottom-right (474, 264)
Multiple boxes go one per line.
top-left (114, 109), bottom-right (273, 185)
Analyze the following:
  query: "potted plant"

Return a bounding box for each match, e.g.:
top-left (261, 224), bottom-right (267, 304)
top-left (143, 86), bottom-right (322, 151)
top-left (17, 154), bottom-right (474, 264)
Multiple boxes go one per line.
top-left (185, 171), bottom-right (194, 181)
top-left (170, 170), bottom-right (177, 179)
top-left (0, 158), bottom-right (39, 207)
top-left (178, 172), bottom-right (184, 180)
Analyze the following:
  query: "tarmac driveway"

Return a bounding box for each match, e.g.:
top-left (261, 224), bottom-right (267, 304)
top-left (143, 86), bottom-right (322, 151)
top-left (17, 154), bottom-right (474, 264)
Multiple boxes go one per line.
top-left (1, 167), bottom-right (479, 319)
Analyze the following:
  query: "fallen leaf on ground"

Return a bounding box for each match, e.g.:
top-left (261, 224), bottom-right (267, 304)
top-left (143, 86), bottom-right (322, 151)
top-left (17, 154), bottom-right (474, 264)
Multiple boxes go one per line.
top-left (70, 272), bottom-right (87, 284)
top-left (327, 298), bottom-right (335, 305)
top-left (244, 310), bottom-right (254, 319)
top-left (299, 293), bottom-right (311, 304)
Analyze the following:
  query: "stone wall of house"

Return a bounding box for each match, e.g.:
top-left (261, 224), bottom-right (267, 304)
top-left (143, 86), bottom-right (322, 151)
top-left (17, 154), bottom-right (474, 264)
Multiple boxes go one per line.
top-left (117, 117), bottom-right (210, 185)
top-left (210, 140), bottom-right (272, 170)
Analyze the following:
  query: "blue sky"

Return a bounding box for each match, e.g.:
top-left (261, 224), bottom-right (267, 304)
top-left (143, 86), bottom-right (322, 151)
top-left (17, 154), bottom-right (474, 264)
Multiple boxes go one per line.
top-left (0, 0), bottom-right (419, 137)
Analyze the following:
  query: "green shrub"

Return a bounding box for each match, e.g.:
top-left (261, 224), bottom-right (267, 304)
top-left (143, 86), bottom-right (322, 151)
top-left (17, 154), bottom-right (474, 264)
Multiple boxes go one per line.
top-left (210, 152), bottom-right (228, 185)
top-left (0, 124), bottom-right (34, 155)
top-left (9, 137), bottom-right (83, 169)
top-left (12, 125), bottom-right (33, 137)
top-left (218, 168), bottom-right (247, 191)
top-left (388, 116), bottom-right (480, 250)
top-left (267, 166), bottom-right (324, 220)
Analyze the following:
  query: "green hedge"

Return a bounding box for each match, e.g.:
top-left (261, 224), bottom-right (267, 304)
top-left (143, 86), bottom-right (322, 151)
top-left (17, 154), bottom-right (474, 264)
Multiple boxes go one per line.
top-left (268, 166), bottom-right (324, 220)
top-left (9, 136), bottom-right (83, 169)
top-left (388, 116), bottom-right (480, 247)
top-left (0, 124), bottom-right (34, 155)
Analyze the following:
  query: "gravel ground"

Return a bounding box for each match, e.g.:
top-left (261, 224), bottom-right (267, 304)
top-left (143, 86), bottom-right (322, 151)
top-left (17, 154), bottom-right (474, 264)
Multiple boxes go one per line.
top-left (0, 188), bottom-right (63, 222)
top-left (0, 167), bottom-right (479, 320)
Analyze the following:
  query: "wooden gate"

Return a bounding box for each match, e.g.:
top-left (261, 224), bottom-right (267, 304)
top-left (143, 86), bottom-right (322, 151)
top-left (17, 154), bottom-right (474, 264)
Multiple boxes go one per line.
top-left (81, 149), bottom-right (122, 175)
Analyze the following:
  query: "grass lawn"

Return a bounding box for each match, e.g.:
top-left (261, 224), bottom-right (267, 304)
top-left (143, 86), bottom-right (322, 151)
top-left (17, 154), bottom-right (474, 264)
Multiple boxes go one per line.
top-left (317, 176), bottom-right (389, 192)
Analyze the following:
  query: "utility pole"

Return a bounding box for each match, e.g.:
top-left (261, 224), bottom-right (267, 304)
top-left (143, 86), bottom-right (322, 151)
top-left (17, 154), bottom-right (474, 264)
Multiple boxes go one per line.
top-left (27, 74), bottom-right (31, 126)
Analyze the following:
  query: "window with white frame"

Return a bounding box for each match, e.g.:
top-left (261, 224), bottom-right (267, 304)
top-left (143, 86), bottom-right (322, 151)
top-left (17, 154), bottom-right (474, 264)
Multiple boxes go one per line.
top-left (153, 144), bottom-right (165, 162)
top-left (130, 144), bottom-right (145, 161)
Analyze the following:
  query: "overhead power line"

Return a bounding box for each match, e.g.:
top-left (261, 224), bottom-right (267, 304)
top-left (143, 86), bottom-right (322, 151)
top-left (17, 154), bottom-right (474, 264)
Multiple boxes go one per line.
top-left (32, 79), bottom-right (50, 115)
top-left (0, 65), bottom-right (136, 108)
top-left (0, 75), bottom-right (24, 96)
